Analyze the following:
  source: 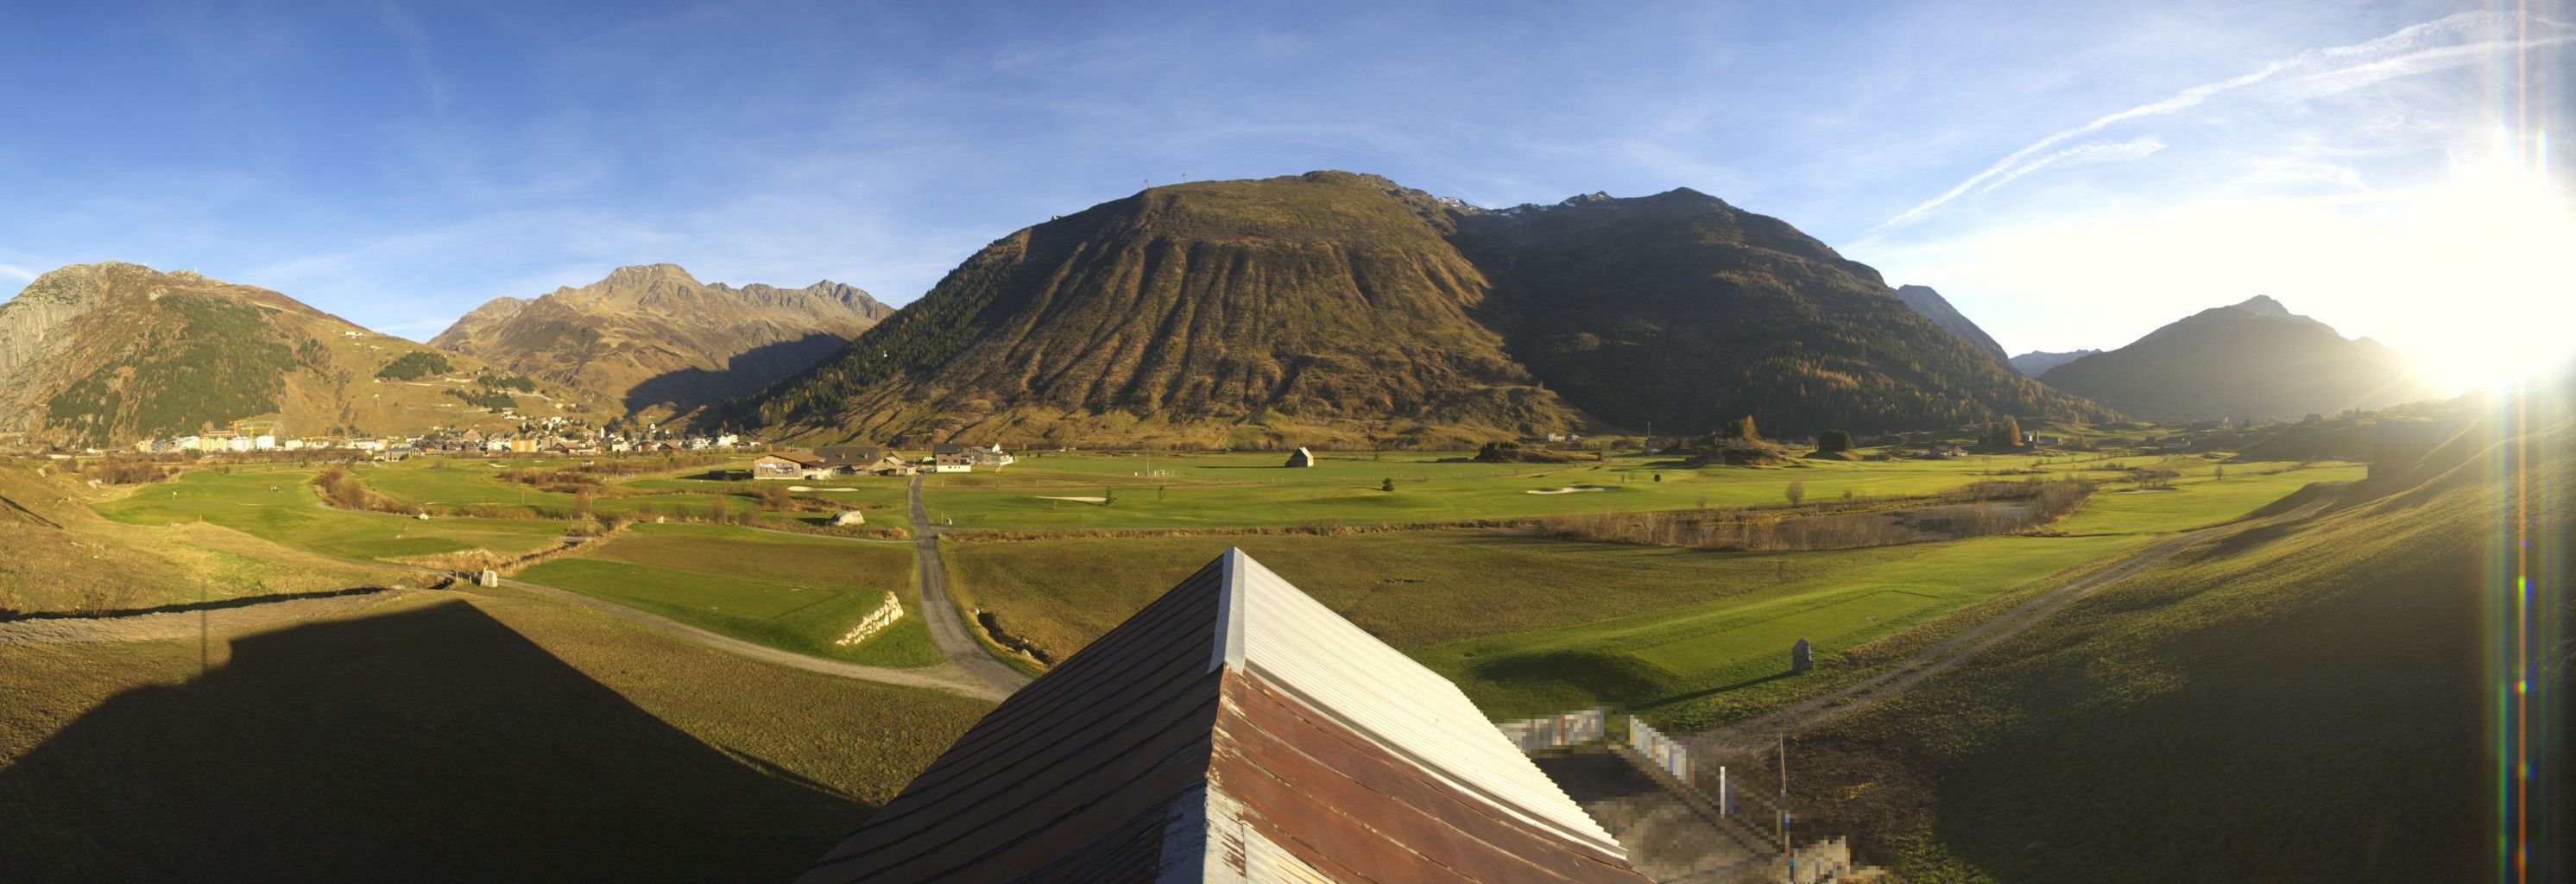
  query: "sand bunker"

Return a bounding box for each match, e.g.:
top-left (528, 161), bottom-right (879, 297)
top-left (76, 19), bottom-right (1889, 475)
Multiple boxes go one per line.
top-left (1034, 496), bottom-right (1110, 503)
top-left (786, 486), bottom-right (860, 492)
top-left (1525, 485), bottom-right (1614, 495)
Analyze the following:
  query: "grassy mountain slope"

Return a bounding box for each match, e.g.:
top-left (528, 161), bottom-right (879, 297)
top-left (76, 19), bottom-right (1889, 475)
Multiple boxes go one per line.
top-left (2036, 295), bottom-right (2439, 421)
top-left (0, 263), bottom-right (613, 446)
top-left (1794, 379), bottom-right (2572, 881)
top-left (750, 173), bottom-right (2113, 445)
top-left (432, 264), bottom-right (890, 420)
top-left (752, 172), bottom-right (1583, 448)
top-left (1449, 189), bottom-right (2113, 435)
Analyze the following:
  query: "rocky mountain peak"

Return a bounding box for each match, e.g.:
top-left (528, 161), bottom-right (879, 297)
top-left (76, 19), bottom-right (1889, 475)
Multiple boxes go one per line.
top-left (600, 263), bottom-right (702, 288)
top-left (2231, 294), bottom-right (2292, 317)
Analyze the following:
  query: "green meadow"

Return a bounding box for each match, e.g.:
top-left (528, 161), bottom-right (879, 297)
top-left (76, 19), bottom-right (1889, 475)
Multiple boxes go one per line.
top-left (80, 449), bottom-right (2363, 728)
top-left (919, 449), bottom-right (2126, 529)
top-left (96, 464), bottom-right (577, 561)
top-left (517, 523), bottom-right (939, 668)
top-left (944, 458), bottom-right (2352, 723)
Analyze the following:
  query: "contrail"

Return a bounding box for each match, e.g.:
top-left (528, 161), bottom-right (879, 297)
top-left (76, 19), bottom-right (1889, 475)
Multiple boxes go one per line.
top-left (1861, 11), bottom-right (2537, 237)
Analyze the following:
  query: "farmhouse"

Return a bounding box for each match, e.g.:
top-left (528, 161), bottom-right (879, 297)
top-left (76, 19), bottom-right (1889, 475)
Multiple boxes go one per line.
top-left (1285, 446), bottom-right (1315, 467)
top-left (810, 445), bottom-right (887, 471)
top-left (796, 550), bottom-right (1650, 884)
top-left (930, 444), bottom-right (972, 472)
top-left (965, 444), bottom-right (1013, 468)
top-left (753, 451), bottom-right (830, 480)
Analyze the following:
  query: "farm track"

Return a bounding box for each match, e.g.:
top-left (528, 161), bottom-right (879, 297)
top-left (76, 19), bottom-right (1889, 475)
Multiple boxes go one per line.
top-left (489, 576), bottom-right (1013, 702)
top-left (1690, 493), bottom-right (2339, 755)
top-left (909, 475), bottom-right (1037, 694)
top-left (122, 495), bottom-right (1017, 702)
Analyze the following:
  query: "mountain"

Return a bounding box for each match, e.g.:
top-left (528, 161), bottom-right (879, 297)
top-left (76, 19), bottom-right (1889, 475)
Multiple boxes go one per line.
top-left (431, 264), bottom-right (892, 420)
top-left (0, 262), bottom-right (613, 446)
top-left (1891, 284), bottom-right (2009, 363)
top-left (746, 172), bottom-right (2112, 447)
top-left (2036, 295), bottom-right (2439, 421)
top-left (2010, 349), bottom-right (2101, 376)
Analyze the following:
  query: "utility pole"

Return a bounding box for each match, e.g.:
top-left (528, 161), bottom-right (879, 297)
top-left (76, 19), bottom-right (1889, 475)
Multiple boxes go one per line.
top-left (1779, 733), bottom-right (1793, 875)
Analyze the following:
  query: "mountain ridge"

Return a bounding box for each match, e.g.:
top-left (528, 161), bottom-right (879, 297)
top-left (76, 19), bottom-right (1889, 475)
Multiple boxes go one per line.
top-left (0, 262), bottom-right (612, 445)
top-left (2036, 296), bottom-right (2437, 420)
top-left (743, 171), bottom-right (2115, 446)
top-left (432, 264), bottom-right (892, 420)
top-left (1892, 284), bottom-right (2011, 363)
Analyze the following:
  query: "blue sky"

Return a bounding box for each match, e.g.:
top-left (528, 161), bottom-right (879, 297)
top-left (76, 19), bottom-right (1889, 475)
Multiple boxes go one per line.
top-left (3, 1), bottom-right (2568, 390)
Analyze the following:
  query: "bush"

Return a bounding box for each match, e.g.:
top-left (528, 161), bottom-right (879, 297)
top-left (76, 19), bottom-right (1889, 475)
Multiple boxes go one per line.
top-left (376, 350), bottom-right (452, 380)
top-left (1817, 428), bottom-right (1853, 453)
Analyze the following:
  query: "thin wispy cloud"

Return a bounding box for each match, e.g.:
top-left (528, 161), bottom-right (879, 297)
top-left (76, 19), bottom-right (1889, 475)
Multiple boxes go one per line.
top-left (1970, 137), bottom-right (2167, 197)
top-left (1860, 10), bottom-right (2561, 239)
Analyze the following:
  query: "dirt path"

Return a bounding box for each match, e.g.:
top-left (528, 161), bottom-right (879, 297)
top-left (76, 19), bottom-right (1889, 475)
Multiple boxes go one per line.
top-left (909, 475), bottom-right (1035, 694)
top-left (489, 576), bottom-right (1012, 702)
top-left (233, 511), bottom-right (1014, 702)
top-left (1691, 496), bottom-right (2337, 755)
top-left (0, 590), bottom-right (402, 646)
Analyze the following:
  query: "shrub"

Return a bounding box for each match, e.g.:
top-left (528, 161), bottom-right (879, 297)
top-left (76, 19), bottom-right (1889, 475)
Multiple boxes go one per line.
top-left (376, 350), bottom-right (452, 380)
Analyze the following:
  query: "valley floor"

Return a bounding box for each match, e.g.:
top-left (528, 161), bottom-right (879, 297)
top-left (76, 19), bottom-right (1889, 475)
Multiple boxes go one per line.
top-left (9, 439), bottom-right (2546, 882)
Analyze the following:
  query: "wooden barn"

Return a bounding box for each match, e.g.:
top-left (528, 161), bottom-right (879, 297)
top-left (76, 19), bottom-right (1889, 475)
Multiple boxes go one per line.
top-left (1284, 446), bottom-right (1315, 468)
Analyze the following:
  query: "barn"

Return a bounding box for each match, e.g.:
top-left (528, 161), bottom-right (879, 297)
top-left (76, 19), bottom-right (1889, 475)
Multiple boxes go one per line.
top-left (795, 549), bottom-right (1650, 883)
top-left (1284, 446), bottom-right (1315, 468)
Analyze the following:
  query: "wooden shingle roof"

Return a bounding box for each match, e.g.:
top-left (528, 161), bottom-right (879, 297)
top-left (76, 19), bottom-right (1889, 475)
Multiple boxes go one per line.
top-left (797, 549), bottom-right (1645, 884)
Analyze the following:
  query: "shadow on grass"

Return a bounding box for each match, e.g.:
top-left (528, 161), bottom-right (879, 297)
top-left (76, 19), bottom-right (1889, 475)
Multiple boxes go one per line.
top-left (1466, 648), bottom-right (1676, 708)
top-left (1635, 671), bottom-right (1797, 711)
top-left (0, 585), bottom-right (395, 622)
top-left (0, 601), bottom-right (866, 882)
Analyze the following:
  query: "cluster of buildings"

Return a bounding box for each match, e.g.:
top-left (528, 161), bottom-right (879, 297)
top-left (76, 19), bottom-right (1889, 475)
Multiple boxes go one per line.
top-left (128, 416), bottom-right (760, 459)
top-left (752, 443), bottom-right (1013, 479)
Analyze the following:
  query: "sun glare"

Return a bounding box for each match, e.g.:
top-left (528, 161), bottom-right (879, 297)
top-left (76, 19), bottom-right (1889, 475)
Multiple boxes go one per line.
top-left (2404, 149), bottom-right (2576, 393)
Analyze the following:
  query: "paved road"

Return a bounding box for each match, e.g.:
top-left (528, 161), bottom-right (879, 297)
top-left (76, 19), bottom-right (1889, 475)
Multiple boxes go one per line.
top-left (1691, 493), bottom-right (2339, 755)
top-left (908, 474), bottom-right (1036, 694)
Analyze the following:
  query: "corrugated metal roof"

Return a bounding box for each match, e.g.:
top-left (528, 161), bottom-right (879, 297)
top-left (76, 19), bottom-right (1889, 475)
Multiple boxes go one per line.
top-left (798, 549), bottom-right (1646, 884)
top-left (1218, 551), bottom-right (1628, 858)
top-left (796, 558), bottom-right (1228, 883)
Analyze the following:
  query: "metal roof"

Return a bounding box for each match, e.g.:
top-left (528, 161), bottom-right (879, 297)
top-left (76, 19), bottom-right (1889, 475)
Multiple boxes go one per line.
top-left (797, 549), bottom-right (1644, 884)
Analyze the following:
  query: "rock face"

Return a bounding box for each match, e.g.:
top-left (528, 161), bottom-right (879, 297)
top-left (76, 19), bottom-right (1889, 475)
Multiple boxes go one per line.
top-left (1892, 284), bottom-right (2010, 363)
top-left (745, 172), bottom-right (2112, 446)
top-left (0, 262), bottom-right (612, 445)
top-left (432, 264), bottom-right (892, 420)
top-left (2010, 349), bottom-right (2103, 377)
top-left (2036, 296), bottom-right (2440, 421)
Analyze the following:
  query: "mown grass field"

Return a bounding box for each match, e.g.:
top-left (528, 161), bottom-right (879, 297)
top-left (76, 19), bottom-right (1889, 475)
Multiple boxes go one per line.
top-left (518, 523), bottom-right (940, 667)
top-left (94, 464), bottom-right (578, 561)
top-left (947, 458), bottom-right (2352, 723)
top-left (944, 530), bottom-right (1922, 660)
top-left (0, 586), bottom-right (990, 881)
top-left (918, 449), bottom-right (2278, 529)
